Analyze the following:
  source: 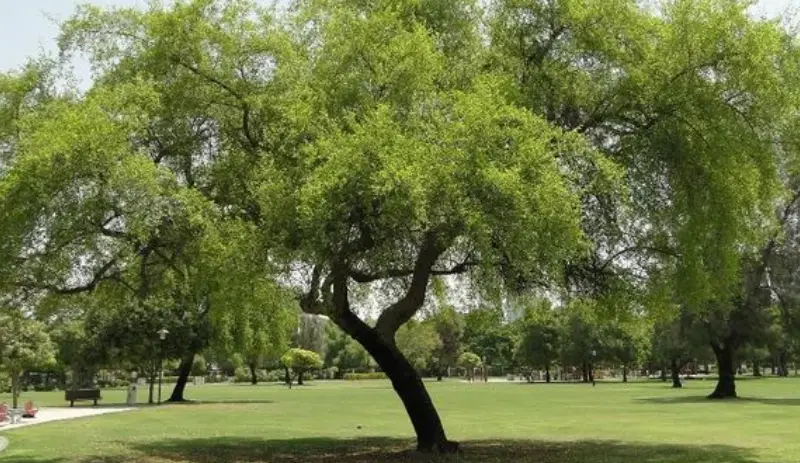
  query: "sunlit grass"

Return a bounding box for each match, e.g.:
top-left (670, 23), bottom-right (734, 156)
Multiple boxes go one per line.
top-left (1, 378), bottom-right (799, 462)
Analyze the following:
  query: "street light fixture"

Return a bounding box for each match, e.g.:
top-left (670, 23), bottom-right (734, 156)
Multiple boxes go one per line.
top-left (157, 328), bottom-right (169, 405)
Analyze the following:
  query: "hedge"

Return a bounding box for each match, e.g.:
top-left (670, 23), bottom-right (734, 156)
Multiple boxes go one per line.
top-left (343, 372), bottom-right (388, 381)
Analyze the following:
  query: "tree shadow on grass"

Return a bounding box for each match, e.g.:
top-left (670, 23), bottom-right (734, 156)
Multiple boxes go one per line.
top-left (140, 437), bottom-right (761, 463)
top-left (164, 400), bottom-right (276, 405)
top-left (0, 437), bottom-right (761, 463)
top-left (636, 395), bottom-right (800, 406)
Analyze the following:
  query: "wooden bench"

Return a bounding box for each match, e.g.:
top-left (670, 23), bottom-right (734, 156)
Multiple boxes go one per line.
top-left (65, 389), bottom-right (102, 407)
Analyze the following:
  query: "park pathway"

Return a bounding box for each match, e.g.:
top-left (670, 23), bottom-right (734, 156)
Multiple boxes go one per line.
top-left (0, 406), bottom-right (134, 432)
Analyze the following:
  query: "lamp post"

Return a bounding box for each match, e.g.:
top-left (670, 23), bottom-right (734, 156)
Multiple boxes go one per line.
top-left (157, 328), bottom-right (169, 405)
top-left (591, 350), bottom-right (597, 387)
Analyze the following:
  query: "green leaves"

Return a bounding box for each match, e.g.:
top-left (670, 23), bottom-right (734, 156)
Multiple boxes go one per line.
top-left (281, 347), bottom-right (324, 371)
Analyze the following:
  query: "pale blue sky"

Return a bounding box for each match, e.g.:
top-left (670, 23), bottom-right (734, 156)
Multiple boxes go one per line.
top-left (0, 0), bottom-right (796, 76)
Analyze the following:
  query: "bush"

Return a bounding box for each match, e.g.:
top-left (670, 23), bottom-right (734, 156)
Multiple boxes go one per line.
top-left (233, 368), bottom-right (252, 383)
top-left (343, 372), bottom-right (388, 381)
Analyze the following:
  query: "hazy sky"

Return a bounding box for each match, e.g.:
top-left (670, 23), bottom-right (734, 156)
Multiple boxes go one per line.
top-left (0, 0), bottom-right (796, 76)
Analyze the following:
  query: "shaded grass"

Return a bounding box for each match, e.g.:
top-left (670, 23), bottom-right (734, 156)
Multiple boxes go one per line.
top-left (0, 437), bottom-right (760, 463)
top-left (3, 379), bottom-right (800, 462)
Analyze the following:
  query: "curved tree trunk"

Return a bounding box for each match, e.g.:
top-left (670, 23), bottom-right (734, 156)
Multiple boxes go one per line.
top-left (335, 313), bottom-right (457, 454)
top-left (167, 351), bottom-right (196, 402)
top-left (670, 358), bottom-right (682, 389)
top-left (709, 342), bottom-right (737, 399)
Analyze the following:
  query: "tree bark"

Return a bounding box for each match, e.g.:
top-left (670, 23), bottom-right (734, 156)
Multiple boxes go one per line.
top-left (334, 312), bottom-right (457, 454)
top-left (709, 342), bottom-right (737, 399)
top-left (297, 370), bottom-right (305, 386)
top-left (778, 352), bottom-right (789, 377)
top-left (249, 362), bottom-right (259, 385)
top-left (752, 361), bottom-right (761, 377)
top-left (581, 363), bottom-right (589, 383)
top-left (622, 366), bottom-right (628, 383)
top-left (670, 358), bottom-right (682, 388)
top-left (545, 365), bottom-right (551, 383)
top-left (148, 372), bottom-right (156, 404)
top-left (660, 366), bottom-right (667, 382)
top-left (11, 370), bottom-right (19, 409)
top-left (167, 351), bottom-right (195, 402)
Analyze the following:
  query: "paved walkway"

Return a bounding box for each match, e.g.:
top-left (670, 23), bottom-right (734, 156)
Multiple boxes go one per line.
top-left (0, 407), bottom-right (134, 432)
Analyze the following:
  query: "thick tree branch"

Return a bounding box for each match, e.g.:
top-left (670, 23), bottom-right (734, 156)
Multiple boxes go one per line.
top-left (348, 258), bottom-right (477, 284)
top-left (374, 232), bottom-right (449, 341)
top-left (599, 245), bottom-right (680, 270)
top-left (28, 257), bottom-right (119, 295)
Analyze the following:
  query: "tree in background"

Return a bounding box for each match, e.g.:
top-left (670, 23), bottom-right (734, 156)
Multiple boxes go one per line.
top-left (0, 312), bottom-right (56, 408)
top-left (604, 322), bottom-right (649, 383)
top-left (324, 324), bottom-right (375, 377)
top-left (396, 320), bottom-right (442, 374)
top-left (428, 305), bottom-right (464, 381)
top-left (458, 352), bottom-right (483, 382)
top-left (281, 348), bottom-right (323, 386)
top-left (293, 314), bottom-right (328, 356)
top-left (463, 307), bottom-right (516, 374)
top-left (515, 299), bottom-right (560, 382)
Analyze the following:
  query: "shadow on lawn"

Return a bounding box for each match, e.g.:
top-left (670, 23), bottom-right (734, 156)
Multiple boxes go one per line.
top-left (637, 395), bottom-right (800, 406)
top-left (0, 436), bottom-right (760, 463)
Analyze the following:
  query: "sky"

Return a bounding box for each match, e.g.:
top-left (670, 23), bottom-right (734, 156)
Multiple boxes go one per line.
top-left (0, 0), bottom-right (796, 77)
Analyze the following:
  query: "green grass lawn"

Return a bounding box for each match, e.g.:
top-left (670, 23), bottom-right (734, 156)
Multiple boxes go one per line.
top-left (2, 378), bottom-right (800, 462)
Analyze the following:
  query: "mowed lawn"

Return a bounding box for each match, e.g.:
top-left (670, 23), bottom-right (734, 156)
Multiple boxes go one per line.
top-left (2, 378), bottom-right (800, 462)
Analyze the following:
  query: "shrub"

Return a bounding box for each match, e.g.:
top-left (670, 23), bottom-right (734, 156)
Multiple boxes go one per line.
top-left (343, 372), bottom-right (388, 381)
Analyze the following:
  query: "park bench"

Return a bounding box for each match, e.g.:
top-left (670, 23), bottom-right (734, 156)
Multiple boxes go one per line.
top-left (65, 389), bottom-right (102, 407)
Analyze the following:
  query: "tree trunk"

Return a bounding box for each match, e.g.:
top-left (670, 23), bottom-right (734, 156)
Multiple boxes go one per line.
top-left (581, 363), bottom-right (589, 383)
top-left (778, 352), bottom-right (789, 377)
top-left (11, 370), bottom-right (19, 409)
top-left (622, 366), bottom-right (628, 383)
top-left (167, 351), bottom-right (195, 402)
top-left (660, 366), bottom-right (667, 382)
top-left (249, 362), bottom-right (258, 385)
top-left (284, 367), bottom-right (291, 386)
top-left (752, 361), bottom-right (761, 377)
top-left (297, 370), bottom-right (305, 386)
top-left (709, 343), bottom-right (737, 399)
top-left (335, 315), bottom-right (457, 454)
top-left (545, 365), bottom-right (551, 383)
top-left (148, 372), bottom-right (156, 404)
top-left (670, 358), bottom-right (682, 388)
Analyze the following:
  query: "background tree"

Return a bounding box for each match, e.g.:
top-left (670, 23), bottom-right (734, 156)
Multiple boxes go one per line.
top-left (463, 307), bottom-right (516, 374)
top-left (0, 312), bottom-right (56, 408)
top-left (396, 320), bottom-right (442, 374)
top-left (458, 352), bottom-right (483, 382)
top-left (324, 324), bottom-right (375, 377)
top-left (281, 348), bottom-right (323, 386)
top-left (428, 305), bottom-right (464, 381)
top-left (515, 299), bottom-right (560, 382)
